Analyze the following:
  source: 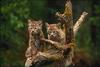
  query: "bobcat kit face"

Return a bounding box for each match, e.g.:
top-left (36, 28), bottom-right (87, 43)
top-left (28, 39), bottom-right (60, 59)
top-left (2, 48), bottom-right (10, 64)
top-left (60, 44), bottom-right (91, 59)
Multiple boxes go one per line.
top-left (28, 20), bottom-right (42, 35)
top-left (47, 23), bottom-right (65, 44)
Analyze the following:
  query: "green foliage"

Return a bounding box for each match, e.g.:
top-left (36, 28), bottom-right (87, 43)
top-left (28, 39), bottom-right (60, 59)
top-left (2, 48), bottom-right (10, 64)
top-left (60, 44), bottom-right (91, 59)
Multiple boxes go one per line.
top-left (28, 0), bottom-right (46, 20)
top-left (0, 0), bottom-right (29, 66)
top-left (76, 9), bottom-right (100, 61)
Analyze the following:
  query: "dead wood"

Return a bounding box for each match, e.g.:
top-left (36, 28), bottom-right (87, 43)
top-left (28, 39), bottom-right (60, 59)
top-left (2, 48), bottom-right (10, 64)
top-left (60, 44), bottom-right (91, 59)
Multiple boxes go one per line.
top-left (74, 12), bottom-right (88, 35)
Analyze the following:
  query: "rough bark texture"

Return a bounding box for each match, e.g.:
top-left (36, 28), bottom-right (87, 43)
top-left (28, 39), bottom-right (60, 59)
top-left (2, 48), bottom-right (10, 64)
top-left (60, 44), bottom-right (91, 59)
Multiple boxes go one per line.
top-left (56, 0), bottom-right (75, 66)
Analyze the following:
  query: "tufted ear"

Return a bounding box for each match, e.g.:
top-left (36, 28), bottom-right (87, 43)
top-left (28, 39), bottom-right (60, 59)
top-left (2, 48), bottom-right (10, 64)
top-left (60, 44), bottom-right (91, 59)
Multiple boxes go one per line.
top-left (57, 23), bottom-right (61, 28)
top-left (28, 19), bottom-right (32, 23)
top-left (45, 22), bottom-right (49, 27)
top-left (38, 20), bottom-right (43, 27)
top-left (27, 19), bottom-right (32, 31)
top-left (28, 19), bottom-right (32, 26)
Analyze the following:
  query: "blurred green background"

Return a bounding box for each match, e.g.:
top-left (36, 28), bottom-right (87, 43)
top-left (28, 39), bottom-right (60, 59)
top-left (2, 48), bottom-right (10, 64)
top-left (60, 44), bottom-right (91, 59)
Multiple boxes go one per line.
top-left (0, 0), bottom-right (100, 67)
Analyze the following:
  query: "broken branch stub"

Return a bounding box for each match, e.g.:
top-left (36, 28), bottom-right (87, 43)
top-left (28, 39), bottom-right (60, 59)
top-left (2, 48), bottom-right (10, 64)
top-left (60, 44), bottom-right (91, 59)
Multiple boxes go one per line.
top-left (74, 12), bottom-right (88, 35)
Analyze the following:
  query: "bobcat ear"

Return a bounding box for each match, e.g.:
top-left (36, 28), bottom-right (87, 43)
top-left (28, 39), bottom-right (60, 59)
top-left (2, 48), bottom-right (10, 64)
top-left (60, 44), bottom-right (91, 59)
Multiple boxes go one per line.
top-left (28, 19), bottom-right (32, 23)
top-left (45, 23), bottom-right (49, 27)
top-left (28, 19), bottom-right (32, 26)
top-left (57, 23), bottom-right (61, 28)
top-left (38, 20), bottom-right (42, 26)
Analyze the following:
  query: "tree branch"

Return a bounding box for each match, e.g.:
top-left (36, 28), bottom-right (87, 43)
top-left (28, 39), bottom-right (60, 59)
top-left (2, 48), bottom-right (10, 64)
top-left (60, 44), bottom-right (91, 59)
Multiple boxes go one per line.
top-left (38, 51), bottom-right (64, 61)
top-left (74, 12), bottom-right (88, 35)
top-left (56, 12), bottom-right (88, 36)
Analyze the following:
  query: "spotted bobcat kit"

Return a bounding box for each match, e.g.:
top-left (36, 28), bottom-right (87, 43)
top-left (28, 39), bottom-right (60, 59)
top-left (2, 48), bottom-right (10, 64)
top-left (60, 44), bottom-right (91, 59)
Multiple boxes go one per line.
top-left (25, 20), bottom-right (44, 67)
top-left (25, 19), bottom-right (44, 57)
top-left (45, 23), bottom-right (66, 51)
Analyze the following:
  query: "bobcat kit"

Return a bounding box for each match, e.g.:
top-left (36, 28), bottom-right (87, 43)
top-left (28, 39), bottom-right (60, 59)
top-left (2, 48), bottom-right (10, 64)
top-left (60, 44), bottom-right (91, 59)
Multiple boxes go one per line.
top-left (25, 20), bottom-right (44, 67)
top-left (47, 23), bottom-right (65, 45)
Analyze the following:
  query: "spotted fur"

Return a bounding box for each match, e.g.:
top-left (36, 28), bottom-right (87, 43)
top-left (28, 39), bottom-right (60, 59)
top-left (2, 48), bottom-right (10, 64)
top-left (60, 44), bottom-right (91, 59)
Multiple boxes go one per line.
top-left (25, 20), bottom-right (44, 58)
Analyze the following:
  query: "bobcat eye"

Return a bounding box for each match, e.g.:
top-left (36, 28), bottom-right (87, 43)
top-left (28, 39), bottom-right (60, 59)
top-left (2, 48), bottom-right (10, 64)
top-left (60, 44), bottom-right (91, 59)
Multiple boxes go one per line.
top-left (53, 31), bottom-right (56, 33)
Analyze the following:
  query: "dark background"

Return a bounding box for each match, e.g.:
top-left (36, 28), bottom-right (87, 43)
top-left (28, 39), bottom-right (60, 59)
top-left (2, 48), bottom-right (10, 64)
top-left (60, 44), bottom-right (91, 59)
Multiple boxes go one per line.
top-left (0, 0), bottom-right (100, 67)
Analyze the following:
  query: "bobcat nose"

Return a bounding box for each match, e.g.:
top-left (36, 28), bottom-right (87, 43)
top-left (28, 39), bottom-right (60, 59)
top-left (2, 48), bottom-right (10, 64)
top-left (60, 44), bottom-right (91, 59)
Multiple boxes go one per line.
top-left (51, 33), bottom-right (56, 37)
top-left (51, 32), bottom-right (54, 35)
